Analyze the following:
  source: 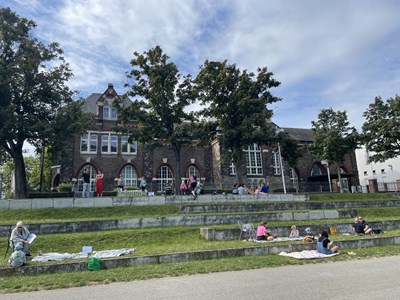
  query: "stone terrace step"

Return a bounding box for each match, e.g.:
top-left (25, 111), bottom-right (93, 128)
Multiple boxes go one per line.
top-left (0, 209), bottom-right (356, 236)
top-left (0, 194), bottom-right (309, 210)
top-left (180, 199), bottom-right (400, 214)
top-left (200, 220), bottom-right (399, 240)
top-left (1, 235), bottom-right (399, 276)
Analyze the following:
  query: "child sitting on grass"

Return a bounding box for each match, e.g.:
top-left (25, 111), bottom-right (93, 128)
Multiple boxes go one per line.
top-left (8, 242), bottom-right (26, 268)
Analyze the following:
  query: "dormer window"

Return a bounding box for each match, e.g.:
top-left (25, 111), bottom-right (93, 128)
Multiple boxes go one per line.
top-left (103, 100), bottom-right (117, 120)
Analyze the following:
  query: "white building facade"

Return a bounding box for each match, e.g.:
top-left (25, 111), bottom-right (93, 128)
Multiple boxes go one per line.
top-left (356, 146), bottom-right (400, 192)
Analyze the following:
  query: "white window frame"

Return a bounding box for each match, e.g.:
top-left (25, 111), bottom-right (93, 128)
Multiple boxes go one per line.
top-left (272, 150), bottom-right (281, 175)
top-left (156, 165), bottom-right (173, 192)
top-left (103, 100), bottom-right (118, 120)
top-left (120, 165), bottom-right (138, 188)
top-left (80, 132), bottom-right (98, 154)
top-left (244, 144), bottom-right (263, 175)
top-left (121, 135), bottom-right (137, 154)
top-left (76, 165), bottom-right (96, 192)
top-left (186, 165), bottom-right (200, 180)
top-left (229, 162), bottom-right (236, 175)
top-left (101, 133), bottom-right (118, 154)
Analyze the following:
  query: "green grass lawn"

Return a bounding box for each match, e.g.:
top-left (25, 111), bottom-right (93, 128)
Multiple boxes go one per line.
top-left (1, 193), bottom-right (400, 293)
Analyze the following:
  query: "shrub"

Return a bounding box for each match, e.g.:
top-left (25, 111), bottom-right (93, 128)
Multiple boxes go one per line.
top-left (57, 183), bottom-right (73, 193)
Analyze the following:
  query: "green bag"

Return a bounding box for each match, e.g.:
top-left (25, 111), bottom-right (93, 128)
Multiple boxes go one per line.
top-left (87, 257), bottom-right (101, 271)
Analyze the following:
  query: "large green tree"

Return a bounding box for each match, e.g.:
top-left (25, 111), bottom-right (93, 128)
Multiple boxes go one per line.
top-left (194, 60), bottom-right (281, 184)
top-left (309, 108), bottom-right (359, 193)
top-left (0, 8), bottom-right (81, 198)
top-left (118, 46), bottom-right (196, 193)
top-left (361, 95), bottom-right (400, 162)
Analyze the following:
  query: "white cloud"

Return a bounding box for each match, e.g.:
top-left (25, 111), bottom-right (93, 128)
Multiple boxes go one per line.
top-left (4, 0), bottom-right (400, 129)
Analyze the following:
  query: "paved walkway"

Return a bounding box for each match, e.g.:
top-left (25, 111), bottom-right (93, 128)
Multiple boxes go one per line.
top-left (3, 255), bottom-right (400, 299)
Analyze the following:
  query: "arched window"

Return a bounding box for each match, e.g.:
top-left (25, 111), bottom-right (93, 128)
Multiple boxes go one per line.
top-left (77, 165), bottom-right (96, 192)
top-left (120, 165), bottom-right (138, 189)
top-left (310, 163), bottom-right (324, 176)
top-left (156, 165), bottom-right (173, 192)
top-left (186, 165), bottom-right (200, 181)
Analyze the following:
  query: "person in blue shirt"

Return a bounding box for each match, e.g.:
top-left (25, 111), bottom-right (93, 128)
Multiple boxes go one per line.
top-left (260, 182), bottom-right (270, 193)
top-left (316, 230), bottom-right (339, 254)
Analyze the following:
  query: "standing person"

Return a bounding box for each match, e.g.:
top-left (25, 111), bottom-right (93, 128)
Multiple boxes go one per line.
top-left (189, 175), bottom-right (197, 196)
top-left (117, 175), bottom-right (125, 192)
top-left (95, 170), bottom-right (104, 197)
top-left (316, 230), bottom-right (339, 254)
top-left (82, 167), bottom-right (91, 197)
top-left (10, 221), bottom-right (32, 256)
top-left (256, 220), bottom-right (274, 241)
top-left (8, 242), bottom-right (26, 268)
top-left (140, 177), bottom-right (147, 192)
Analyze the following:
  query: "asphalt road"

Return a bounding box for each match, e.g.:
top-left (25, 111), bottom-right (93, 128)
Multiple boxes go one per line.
top-left (2, 255), bottom-right (400, 300)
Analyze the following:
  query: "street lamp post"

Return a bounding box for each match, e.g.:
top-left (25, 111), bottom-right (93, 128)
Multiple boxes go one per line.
top-left (388, 165), bottom-right (396, 192)
top-left (321, 160), bottom-right (332, 192)
top-left (278, 143), bottom-right (287, 194)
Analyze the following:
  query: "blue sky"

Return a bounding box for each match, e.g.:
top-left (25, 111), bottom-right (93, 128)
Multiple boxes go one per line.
top-left (3, 0), bottom-right (400, 131)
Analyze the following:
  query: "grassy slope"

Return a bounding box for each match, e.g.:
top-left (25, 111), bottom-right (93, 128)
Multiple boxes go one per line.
top-left (1, 193), bottom-right (400, 293)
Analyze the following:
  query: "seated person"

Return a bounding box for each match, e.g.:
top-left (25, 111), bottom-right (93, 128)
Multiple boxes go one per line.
top-left (316, 230), bottom-right (339, 254)
top-left (8, 242), bottom-right (26, 268)
top-left (237, 184), bottom-right (245, 195)
top-left (303, 227), bottom-right (316, 242)
top-left (352, 216), bottom-right (372, 235)
top-left (260, 183), bottom-right (270, 193)
top-left (289, 225), bottom-right (299, 238)
top-left (10, 221), bottom-right (32, 256)
top-left (232, 183), bottom-right (239, 194)
top-left (256, 220), bottom-right (274, 241)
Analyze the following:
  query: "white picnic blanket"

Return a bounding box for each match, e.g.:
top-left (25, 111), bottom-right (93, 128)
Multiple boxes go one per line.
top-left (249, 237), bottom-right (304, 243)
top-left (32, 252), bottom-right (88, 262)
top-left (91, 248), bottom-right (135, 258)
top-left (279, 250), bottom-right (340, 259)
top-left (31, 248), bottom-right (135, 262)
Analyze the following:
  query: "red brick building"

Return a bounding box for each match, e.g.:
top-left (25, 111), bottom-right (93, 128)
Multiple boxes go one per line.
top-left (52, 84), bottom-right (359, 194)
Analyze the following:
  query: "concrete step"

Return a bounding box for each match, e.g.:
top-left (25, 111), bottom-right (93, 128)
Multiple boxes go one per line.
top-left (0, 209), bottom-right (356, 236)
top-left (200, 220), bottom-right (398, 240)
top-left (2, 234), bottom-right (399, 276)
top-left (180, 199), bottom-right (400, 214)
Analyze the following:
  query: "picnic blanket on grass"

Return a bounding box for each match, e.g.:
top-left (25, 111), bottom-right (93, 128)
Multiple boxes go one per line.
top-left (250, 237), bottom-right (304, 243)
top-left (279, 250), bottom-right (339, 259)
top-left (32, 248), bottom-right (135, 262)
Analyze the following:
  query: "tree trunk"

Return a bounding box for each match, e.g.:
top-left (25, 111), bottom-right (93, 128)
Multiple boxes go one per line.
top-left (12, 145), bottom-right (28, 199)
top-left (173, 145), bottom-right (181, 195)
top-left (235, 162), bottom-right (244, 186)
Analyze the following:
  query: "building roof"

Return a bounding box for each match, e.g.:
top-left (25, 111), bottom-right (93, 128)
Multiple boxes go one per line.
top-left (82, 84), bottom-right (133, 115)
top-left (282, 127), bottom-right (313, 143)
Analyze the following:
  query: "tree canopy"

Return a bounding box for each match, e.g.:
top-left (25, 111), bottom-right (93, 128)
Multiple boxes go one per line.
top-left (309, 108), bottom-right (359, 192)
top-left (361, 95), bottom-right (400, 162)
top-left (118, 46), bottom-right (196, 193)
top-left (0, 8), bottom-right (85, 198)
top-left (194, 60), bottom-right (281, 183)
